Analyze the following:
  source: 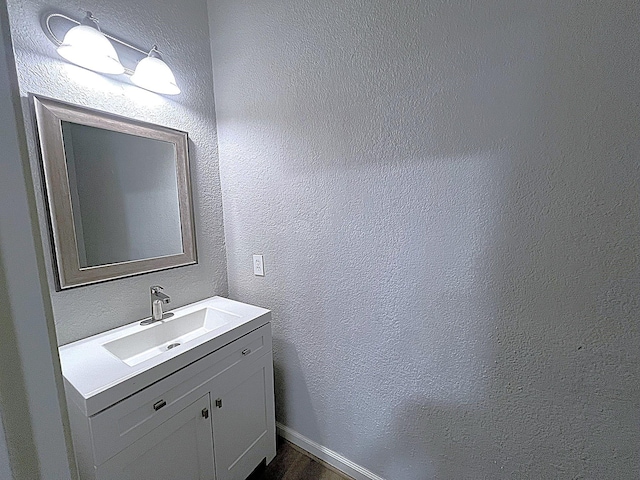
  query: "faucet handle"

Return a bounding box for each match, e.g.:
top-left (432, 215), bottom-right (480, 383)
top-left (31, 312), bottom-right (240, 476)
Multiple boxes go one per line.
top-left (150, 285), bottom-right (164, 294)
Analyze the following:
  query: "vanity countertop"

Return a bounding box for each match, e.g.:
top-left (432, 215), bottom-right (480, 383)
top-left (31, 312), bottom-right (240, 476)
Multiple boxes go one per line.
top-left (59, 296), bottom-right (270, 416)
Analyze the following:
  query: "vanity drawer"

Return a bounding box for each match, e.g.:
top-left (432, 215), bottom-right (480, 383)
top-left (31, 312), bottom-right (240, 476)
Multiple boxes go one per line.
top-left (89, 323), bottom-right (271, 466)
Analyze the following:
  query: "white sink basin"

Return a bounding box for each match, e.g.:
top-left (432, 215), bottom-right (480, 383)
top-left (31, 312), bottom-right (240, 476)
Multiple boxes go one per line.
top-left (59, 296), bottom-right (271, 416)
top-left (102, 308), bottom-right (231, 366)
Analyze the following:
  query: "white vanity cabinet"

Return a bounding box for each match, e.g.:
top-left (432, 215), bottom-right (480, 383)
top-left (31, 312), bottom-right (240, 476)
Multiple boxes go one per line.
top-left (96, 394), bottom-right (216, 480)
top-left (64, 321), bottom-right (276, 480)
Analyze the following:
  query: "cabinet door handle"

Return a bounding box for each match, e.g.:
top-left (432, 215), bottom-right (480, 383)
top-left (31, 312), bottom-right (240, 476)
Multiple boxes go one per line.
top-left (202, 408), bottom-right (209, 419)
top-left (153, 400), bottom-right (166, 411)
top-left (242, 348), bottom-right (251, 356)
top-left (215, 398), bottom-right (222, 408)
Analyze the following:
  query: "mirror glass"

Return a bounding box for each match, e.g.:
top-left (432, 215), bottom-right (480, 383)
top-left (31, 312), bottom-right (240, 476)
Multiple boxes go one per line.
top-left (34, 97), bottom-right (197, 289)
top-left (61, 122), bottom-right (182, 267)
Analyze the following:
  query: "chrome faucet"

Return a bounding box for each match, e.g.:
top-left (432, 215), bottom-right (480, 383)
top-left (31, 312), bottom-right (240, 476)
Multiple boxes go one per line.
top-left (151, 285), bottom-right (170, 305)
top-left (141, 285), bottom-right (174, 325)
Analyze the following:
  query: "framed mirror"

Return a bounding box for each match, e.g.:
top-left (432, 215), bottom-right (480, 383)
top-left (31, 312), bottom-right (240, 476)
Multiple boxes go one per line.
top-left (33, 96), bottom-right (197, 289)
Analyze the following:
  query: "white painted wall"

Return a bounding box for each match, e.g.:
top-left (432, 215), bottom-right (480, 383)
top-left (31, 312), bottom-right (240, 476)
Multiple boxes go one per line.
top-left (6, 0), bottom-right (226, 345)
top-left (209, 1), bottom-right (640, 478)
top-left (0, 4), bottom-right (74, 478)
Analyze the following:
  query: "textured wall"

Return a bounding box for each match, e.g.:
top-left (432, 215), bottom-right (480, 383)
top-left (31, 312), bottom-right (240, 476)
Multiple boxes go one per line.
top-left (208, 1), bottom-right (640, 478)
top-left (6, 0), bottom-right (227, 345)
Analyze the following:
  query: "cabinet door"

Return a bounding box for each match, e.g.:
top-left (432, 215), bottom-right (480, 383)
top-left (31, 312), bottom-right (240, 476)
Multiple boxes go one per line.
top-left (212, 353), bottom-right (276, 480)
top-left (96, 394), bottom-right (215, 480)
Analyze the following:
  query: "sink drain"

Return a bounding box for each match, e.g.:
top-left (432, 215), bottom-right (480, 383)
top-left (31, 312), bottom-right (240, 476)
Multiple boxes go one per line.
top-left (167, 343), bottom-right (181, 350)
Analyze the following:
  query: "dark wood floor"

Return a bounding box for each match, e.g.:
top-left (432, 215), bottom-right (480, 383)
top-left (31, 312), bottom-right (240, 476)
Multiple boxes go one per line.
top-left (248, 438), bottom-right (352, 480)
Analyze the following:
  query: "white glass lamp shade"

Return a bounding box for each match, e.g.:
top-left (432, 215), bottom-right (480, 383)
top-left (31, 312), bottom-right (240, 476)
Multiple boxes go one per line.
top-left (131, 56), bottom-right (180, 95)
top-left (57, 25), bottom-right (125, 74)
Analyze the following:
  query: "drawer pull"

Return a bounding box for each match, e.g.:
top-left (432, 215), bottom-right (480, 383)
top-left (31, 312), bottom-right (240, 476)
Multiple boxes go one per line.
top-left (242, 348), bottom-right (251, 356)
top-left (153, 400), bottom-right (167, 411)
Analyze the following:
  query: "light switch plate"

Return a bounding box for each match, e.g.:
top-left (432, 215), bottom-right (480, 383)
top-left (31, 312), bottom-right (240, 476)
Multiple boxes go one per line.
top-left (253, 255), bottom-right (264, 276)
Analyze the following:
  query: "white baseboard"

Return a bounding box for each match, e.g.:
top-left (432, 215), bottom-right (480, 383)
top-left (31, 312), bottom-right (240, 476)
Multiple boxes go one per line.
top-left (275, 422), bottom-right (386, 480)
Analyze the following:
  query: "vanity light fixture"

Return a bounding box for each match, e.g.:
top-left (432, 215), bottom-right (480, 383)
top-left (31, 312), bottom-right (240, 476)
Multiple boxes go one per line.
top-left (44, 11), bottom-right (181, 95)
top-left (131, 46), bottom-right (181, 95)
top-left (56, 12), bottom-right (125, 74)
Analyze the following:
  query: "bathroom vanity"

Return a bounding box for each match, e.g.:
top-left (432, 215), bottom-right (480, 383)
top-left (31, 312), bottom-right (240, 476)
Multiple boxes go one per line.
top-left (59, 297), bottom-right (276, 480)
